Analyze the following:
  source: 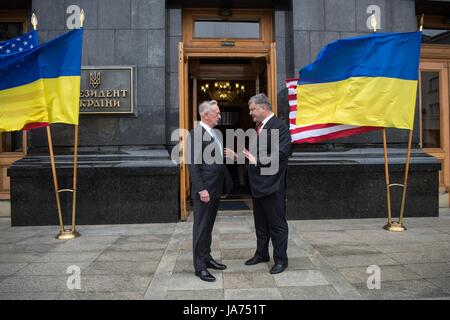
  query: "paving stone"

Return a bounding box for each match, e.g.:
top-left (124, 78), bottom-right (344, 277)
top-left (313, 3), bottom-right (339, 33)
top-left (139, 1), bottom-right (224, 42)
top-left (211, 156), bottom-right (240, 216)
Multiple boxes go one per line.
top-left (83, 261), bottom-right (158, 275)
top-left (0, 244), bottom-right (61, 254)
top-left (0, 276), bottom-right (68, 292)
top-left (324, 254), bottom-right (399, 268)
top-left (173, 260), bottom-right (195, 273)
top-left (118, 234), bottom-right (172, 243)
top-left (353, 279), bottom-right (447, 300)
top-left (279, 285), bottom-right (342, 300)
top-left (0, 291), bottom-right (60, 300)
top-left (223, 272), bottom-right (276, 289)
top-left (60, 275), bottom-right (152, 293)
top-left (167, 272), bottom-right (223, 290)
top-left (272, 270), bottom-right (329, 287)
top-left (286, 257), bottom-right (317, 270)
top-left (166, 289), bottom-right (224, 300)
top-left (224, 288), bottom-right (282, 300)
top-left (287, 246), bottom-right (309, 258)
top-left (221, 260), bottom-right (270, 273)
top-left (220, 240), bottom-right (256, 250)
top-left (125, 224), bottom-right (177, 235)
top-left (181, 239), bottom-right (220, 250)
top-left (404, 263), bottom-right (450, 279)
top-left (108, 241), bottom-right (167, 251)
top-left (15, 262), bottom-right (90, 276)
top-left (338, 265), bottom-right (422, 284)
top-left (312, 244), bottom-right (382, 256)
top-left (50, 242), bottom-right (113, 252)
top-left (15, 236), bottom-right (65, 245)
top-left (219, 233), bottom-right (256, 241)
top-left (177, 250), bottom-right (221, 261)
top-left (75, 227), bottom-right (129, 236)
top-left (426, 277), bottom-right (450, 294)
top-left (218, 225), bottom-right (253, 234)
top-left (0, 262), bottom-right (28, 276)
top-left (289, 221), bottom-right (347, 232)
top-left (221, 249), bottom-right (255, 260)
top-left (301, 231), bottom-right (360, 244)
top-left (373, 243), bottom-right (447, 254)
top-left (35, 251), bottom-right (103, 263)
top-left (0, 253), bottom-right (42, 263)
top-left (388, 250), bottom-right (450, 264)
top-left (59, 291), bottom-right (144, 300)
top-left (96, 250), bottom-right (164, 262)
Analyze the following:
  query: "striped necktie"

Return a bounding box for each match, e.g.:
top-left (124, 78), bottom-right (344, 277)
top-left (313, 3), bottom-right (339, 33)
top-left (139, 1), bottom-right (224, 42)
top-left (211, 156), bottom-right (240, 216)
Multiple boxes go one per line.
top-left (210, 129), bottom-right (222, 156)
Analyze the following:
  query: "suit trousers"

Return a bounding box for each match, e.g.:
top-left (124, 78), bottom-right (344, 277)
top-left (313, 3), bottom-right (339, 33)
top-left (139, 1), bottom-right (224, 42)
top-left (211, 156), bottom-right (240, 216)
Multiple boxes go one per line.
top-left (192, 198), bottom-right (220, 272)
top-left (252, 190), bottom-right (289, 265)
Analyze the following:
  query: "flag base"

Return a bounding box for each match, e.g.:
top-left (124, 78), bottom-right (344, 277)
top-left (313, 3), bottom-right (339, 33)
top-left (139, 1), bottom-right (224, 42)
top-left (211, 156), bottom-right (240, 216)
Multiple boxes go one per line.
top-left (383, 222), bottom-right (407, 232)
top-left (56, 229), bottom-right (80, 240)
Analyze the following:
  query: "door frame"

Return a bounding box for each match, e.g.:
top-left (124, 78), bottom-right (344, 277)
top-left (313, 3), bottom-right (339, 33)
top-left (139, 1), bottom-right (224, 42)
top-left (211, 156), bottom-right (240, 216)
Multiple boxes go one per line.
top-left (178, 8), bottom-right (277, 220)
top-left (419, 61), bottom-right (450, 191)
top-left (178, 45), bottom-right (278, 221)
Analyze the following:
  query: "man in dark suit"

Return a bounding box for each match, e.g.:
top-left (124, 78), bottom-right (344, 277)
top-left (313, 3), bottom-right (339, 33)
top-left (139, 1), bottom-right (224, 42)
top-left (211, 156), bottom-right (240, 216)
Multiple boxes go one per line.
top-left (187, 100), bottom-right (233, 282)
top-left (227, 93), bottom-right (292, 274)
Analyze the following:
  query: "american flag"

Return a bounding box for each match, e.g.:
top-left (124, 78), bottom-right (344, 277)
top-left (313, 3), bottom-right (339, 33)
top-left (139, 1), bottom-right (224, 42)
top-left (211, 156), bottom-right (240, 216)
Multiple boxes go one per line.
top-left (1, 30), bottom-right (47, 131)
top-left (0, 30), bottom-right (37, 55)
top-left (286, 78), bottom-right (380, 144)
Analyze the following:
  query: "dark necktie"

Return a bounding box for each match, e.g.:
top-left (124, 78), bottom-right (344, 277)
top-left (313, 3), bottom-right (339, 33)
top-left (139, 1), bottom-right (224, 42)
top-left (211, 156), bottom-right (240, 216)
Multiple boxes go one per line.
top-left (256, 122), bottom-right (263, 136)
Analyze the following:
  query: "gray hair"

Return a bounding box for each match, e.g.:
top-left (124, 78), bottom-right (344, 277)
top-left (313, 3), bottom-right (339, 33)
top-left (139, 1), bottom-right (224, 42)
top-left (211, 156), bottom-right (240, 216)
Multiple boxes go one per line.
top-left (248, 93), bottom-right (272, 111)
top-left (198, 100), bottom-right (217, 117)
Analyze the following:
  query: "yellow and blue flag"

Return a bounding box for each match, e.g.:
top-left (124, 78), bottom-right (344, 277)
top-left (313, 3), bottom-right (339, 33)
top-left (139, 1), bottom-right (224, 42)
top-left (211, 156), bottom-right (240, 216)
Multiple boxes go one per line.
top-left (296, 32), bottom-right (422, 130)
top-left (0, 29), bottom-right (83, 132)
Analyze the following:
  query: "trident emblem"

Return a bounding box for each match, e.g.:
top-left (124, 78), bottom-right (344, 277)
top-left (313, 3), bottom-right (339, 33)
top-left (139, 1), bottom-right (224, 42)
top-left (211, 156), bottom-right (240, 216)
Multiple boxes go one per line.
top-left (89, 72), bottom-right (101, 89)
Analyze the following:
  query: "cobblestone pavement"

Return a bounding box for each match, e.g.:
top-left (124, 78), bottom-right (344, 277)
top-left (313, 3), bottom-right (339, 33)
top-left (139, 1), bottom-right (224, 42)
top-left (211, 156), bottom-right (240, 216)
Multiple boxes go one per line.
top-left (0, 207), bottom-right (450, 300)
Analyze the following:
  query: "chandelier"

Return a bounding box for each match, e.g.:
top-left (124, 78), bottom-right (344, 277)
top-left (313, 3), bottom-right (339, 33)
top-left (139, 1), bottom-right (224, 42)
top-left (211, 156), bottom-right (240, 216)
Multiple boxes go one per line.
top-left (200, 81), bottom-right (246, 103)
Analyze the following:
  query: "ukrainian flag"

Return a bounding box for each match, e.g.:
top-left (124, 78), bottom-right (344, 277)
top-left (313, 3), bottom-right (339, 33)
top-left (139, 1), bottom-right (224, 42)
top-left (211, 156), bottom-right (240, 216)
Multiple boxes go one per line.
top-left (0, 29), bottom-right (83, 132)
top-left (296, 32), bottom-right (422, 130)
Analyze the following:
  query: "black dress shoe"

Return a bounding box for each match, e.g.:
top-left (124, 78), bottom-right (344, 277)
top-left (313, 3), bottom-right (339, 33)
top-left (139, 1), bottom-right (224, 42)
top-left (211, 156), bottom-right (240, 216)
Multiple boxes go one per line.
top-left (270, 263), bottom-right (288, 274)
top-left (245, 255), bottom-right (270, 266)
top-left (195, 270), bottom-right (216, 282)
top-left (207, 259), bottom-right (227, 270)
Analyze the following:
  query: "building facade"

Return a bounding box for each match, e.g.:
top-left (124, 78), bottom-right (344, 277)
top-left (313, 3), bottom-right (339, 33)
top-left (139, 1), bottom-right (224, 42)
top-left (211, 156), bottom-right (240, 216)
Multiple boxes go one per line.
top-left (0, 0), bottom-right (443, 225)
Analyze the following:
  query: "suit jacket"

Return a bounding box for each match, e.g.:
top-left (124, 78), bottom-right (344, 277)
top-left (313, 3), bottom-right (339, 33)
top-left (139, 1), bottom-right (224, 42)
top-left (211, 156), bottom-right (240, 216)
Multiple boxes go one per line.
top-left (187, 125), bottom-right (233, 199)
top-left (246, 116), bottom-right (292, 198)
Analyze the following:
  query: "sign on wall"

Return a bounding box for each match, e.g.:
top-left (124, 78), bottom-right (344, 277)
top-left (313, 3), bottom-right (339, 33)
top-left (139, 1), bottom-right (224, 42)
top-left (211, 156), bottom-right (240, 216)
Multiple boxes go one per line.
top-left (79, 66), bottom-right (135, 114)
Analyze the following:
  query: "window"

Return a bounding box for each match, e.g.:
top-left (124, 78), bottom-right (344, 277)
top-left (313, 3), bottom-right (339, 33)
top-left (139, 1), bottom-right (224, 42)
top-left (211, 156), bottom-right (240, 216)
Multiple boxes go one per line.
top-left (182, 9), bottom-right (273, 48)
top-left (194, 20), bottom-right (260, 39)
top-left (421, 71), bottom-right (441, 148)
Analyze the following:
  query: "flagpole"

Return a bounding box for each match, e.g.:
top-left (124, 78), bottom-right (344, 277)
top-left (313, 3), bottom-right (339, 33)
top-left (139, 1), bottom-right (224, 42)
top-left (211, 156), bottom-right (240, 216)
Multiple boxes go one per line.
top-left (46, 127), bottom-right (66, 236)
top-left (33, 12), bottom-right (72, 237)
top-left (68, 9), bottom-right (84, 234)
top-left (49, 9), bottom-right (84, 240)
top-left (382, 129), bottom-right (392, 226)
top-left (70, 125), bottom-right (79, 234)
top-left (398, 130), bottom-right (413, 227)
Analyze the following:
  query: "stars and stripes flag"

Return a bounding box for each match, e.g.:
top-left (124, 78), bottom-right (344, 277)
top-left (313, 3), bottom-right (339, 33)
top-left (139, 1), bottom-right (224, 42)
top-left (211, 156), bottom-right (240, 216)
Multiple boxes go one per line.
top-left (0, 29), bottom-right (83, 132)
top-left (286, 78), bottom-right (380, 144)
top-left (0, 30), bottom-right (48, 131)
top-left (0, 30), bottom-right (37, 55)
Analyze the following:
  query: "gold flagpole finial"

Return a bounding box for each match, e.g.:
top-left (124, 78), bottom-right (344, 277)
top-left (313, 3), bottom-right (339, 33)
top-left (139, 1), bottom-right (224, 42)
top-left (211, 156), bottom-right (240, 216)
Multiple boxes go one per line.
top-left (419, 14), bottom-right (424, 31)
top-left (31, 13), bottom-right (38, 30)
top-left (370, 13), bottom-right (377, 32)
top-left (80, 9), bottom-right (85, 28)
